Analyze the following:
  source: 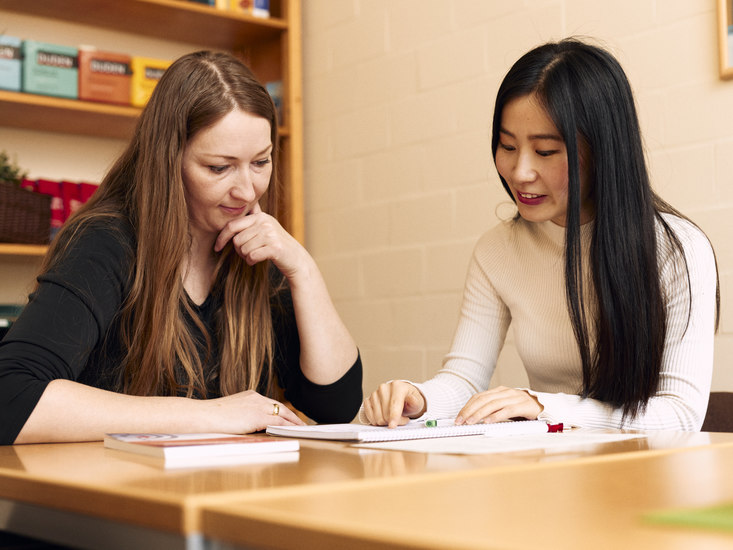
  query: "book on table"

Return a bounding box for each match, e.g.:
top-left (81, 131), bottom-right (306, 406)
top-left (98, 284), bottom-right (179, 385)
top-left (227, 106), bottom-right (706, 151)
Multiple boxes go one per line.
top-left (266, 419), bottom-right (563, 442)
top-left (104, 433), bottom-right (299, 467)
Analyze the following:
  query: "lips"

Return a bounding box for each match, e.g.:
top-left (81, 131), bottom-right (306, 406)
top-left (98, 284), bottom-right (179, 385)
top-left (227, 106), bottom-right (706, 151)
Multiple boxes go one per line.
top-left (516, 191), bottom-right (546, 205)
top-left (220, 205), bottom-right (248, 216)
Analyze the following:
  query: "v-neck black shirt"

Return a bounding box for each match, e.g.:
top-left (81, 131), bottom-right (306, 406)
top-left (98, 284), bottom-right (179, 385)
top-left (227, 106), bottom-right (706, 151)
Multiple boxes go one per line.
top-left (0, 219), bottom-right (362, 444)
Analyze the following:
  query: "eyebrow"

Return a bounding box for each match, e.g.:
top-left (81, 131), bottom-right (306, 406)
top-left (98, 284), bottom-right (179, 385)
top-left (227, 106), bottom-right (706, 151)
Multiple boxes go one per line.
top-left (500, 128), bottom-right (563, 141)
top-left (209, 144), bottom-right (273, 160)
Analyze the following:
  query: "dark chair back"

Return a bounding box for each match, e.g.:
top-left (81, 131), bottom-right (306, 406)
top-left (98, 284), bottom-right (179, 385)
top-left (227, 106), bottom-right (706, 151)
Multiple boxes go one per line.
top-left (701, 392), bottom-right (733, 432)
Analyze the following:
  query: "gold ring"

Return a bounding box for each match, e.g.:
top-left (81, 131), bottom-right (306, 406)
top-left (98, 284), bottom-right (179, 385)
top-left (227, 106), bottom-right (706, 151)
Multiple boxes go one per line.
top-left (272, 403), bottom-right (280, 416)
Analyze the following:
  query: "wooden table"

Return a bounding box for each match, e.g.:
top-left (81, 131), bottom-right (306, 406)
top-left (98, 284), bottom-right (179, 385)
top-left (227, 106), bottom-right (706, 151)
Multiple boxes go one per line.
top-left (201, 433), bottom-right (733, 550)
top-left (0, 431), bottom-right (730, 549)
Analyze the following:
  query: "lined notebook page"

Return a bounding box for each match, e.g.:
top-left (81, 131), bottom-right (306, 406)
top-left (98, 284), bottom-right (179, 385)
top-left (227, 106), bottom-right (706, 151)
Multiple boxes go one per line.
top-left (266, 420), bottom-right (554, 442)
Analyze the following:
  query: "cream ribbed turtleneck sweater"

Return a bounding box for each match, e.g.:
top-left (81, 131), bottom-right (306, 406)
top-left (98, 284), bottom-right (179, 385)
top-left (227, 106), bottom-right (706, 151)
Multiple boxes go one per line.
top-left (409, 214), bottom-right (717, 430)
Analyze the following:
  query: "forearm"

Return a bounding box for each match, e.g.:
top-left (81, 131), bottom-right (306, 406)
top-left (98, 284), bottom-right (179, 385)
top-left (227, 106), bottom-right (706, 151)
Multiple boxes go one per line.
top-left (287, 257), bottom-right (358, 385)
top-left (531, 389), bottom-right (708, 431)
top-left (14, 379), bottom-right (209, 444)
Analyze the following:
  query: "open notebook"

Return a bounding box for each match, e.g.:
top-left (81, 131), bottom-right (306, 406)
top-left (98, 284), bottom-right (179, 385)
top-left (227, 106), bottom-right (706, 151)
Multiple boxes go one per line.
top-left (266, 419), bottom-right (562, 442)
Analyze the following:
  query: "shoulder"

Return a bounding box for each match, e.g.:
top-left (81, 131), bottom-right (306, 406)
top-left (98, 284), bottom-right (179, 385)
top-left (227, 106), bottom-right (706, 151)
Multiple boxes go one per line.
top-left (656, 213), bottom-right (714, 261)
top-left (43, 215), bottom-right (135, 289)
top-left (60, 216), bottom-right (134, 263)
top-left (656, 213), bottom-right (717, 288)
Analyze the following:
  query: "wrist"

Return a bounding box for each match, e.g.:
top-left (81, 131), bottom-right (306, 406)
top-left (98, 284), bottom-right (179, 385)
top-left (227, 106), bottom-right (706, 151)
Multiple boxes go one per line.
top-left (283, 253), bottom-right (319, 289)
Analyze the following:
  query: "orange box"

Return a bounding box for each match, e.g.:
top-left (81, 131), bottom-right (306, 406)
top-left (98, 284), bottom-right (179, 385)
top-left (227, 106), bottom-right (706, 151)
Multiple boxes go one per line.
top-left (78, 48), bottom-right (132, 105)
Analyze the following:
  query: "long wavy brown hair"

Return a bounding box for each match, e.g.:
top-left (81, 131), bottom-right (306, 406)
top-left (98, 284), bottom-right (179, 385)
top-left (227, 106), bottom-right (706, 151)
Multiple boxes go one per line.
top-left (40, 51), bottom-right (281, 398)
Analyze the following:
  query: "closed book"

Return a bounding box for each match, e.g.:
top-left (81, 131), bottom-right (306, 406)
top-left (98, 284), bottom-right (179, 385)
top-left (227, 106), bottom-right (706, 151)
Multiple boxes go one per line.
top-left (104, 433), bottom-right (299, 466)
top-left (79, 182), bottom-right (98, 204)
top-left (60, 181), bottom-right (81, 222)
top-left (35, 178), bottom-right (64, 239)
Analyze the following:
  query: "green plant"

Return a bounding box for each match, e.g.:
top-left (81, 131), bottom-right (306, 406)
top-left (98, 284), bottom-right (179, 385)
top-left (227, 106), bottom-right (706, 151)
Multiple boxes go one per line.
top-left (0, 150), bottom-right (28, 186)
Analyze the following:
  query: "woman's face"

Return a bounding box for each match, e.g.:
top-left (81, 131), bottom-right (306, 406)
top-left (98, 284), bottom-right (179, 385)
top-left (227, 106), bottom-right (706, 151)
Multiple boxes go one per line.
top-left (182, 108), bottom-right (273, 243)
top-left (494, 93), bottom-right (594, 226)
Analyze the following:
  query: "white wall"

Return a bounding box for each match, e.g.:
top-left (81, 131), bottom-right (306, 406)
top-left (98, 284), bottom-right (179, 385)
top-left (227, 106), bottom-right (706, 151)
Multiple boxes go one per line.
top-left (300, 0), bottom-right (733, 394)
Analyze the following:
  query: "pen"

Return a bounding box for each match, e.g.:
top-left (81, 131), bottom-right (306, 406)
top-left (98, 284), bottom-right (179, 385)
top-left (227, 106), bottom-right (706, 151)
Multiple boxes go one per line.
top-left (424, 419), bottom-right (455, 427)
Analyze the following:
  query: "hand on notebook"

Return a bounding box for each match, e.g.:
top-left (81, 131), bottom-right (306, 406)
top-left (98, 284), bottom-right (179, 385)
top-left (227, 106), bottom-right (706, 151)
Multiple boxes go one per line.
top-left (455, 386), bottom-right (543, 425)
top-left (204, 390), bottom-right (305, 433)
top-left (362, 381), bottom-right (427, 428)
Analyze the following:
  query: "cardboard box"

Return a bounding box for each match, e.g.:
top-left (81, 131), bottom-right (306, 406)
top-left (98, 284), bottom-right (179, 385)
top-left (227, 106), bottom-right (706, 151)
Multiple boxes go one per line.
top-left (22, 40), bottom-right (78, 99)
top-left (78, 48), bottom-right (132, 105)
top-left (0, 35), bottom-right (22, 92)
top-left (130, 56), bottom-right (171, 108)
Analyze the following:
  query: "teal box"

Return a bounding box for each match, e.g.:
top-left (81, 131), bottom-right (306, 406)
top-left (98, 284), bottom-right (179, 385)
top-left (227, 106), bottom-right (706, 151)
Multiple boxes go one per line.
top-left (0, 36), bottom-right (22, 91)
top-left (22, 40), bottom-right (78, 99)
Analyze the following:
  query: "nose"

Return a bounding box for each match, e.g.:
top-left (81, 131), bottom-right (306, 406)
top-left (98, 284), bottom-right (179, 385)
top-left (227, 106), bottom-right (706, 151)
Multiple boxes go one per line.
top-left (512, 152), bottom-right (538, 184)
top-left (230, 171), bottom-right (257, 202)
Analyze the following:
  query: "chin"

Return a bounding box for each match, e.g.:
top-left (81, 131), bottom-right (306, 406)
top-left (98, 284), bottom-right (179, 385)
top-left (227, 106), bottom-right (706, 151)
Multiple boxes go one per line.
top-left (516, 210), bottom-right (548, 224)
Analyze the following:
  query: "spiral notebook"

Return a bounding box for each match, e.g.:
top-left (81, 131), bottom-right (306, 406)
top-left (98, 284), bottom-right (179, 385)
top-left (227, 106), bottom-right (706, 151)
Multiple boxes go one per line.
top-left (266, 419), bottom-right (562, 442)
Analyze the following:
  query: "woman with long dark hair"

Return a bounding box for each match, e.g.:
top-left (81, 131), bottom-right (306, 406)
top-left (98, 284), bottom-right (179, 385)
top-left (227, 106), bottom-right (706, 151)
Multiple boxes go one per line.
top-left (363, 38), bottom-right (718, 430)
top-left (0, 51), bottom-right (362, 444)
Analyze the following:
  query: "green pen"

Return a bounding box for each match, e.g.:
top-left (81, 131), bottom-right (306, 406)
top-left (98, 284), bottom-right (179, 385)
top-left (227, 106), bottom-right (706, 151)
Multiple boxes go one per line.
top-left (424, 419), bottom-right (454, 427)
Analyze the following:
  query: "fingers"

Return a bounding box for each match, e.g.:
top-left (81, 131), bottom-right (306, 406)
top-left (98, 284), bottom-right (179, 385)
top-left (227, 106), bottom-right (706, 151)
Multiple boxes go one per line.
top-left (269, 400), bottom-right (305, 426)
top-left (363, 382), bottom-right (424, 428)
top-left (214, 202), bottom-right (264, 253)
top-left (455, 387), bottom-right (541, 425)
top-left (215, 209), bottom-right (301, 272)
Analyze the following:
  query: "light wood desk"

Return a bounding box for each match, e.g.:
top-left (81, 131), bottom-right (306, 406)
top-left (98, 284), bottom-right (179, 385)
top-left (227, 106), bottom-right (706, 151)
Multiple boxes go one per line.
top-left (0, 431), bottom-right (730, 549)
top-left (202, 433), bottom-right (733, 550)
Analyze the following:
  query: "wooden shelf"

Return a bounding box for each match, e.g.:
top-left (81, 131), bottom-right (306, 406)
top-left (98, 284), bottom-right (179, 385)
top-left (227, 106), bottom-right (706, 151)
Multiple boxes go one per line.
top-left (0, 243), bottom-right (48, 257)
top-left (0, 90), bottom-right (290, 140)
top-left (0, 0), bottom-right (287, 51)
top-left (0, 0), bottom-right (304, 256)
top-left (0, 90), bottom-right (140, 139)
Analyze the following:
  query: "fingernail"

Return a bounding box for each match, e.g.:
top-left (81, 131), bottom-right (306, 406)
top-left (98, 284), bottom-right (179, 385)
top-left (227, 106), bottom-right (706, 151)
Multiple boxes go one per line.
top-left (455, 416), bottom-right (464, 425)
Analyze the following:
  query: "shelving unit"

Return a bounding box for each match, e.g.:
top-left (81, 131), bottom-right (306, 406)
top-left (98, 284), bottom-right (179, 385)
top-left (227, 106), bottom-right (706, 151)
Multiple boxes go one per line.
top-left (0, 0), bottom-right (304, 256)
top-left (0, 244), bottom-right (47, 257)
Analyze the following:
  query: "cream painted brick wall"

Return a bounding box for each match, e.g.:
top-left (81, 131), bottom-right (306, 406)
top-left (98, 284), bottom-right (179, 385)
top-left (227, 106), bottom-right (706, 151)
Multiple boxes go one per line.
top-left (302, 1), bottom-right (733, 399)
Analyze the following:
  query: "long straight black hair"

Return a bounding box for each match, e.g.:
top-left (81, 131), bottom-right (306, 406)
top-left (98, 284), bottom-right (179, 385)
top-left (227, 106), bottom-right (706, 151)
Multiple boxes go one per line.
top-left (491, 38), bottom-right (719, 419)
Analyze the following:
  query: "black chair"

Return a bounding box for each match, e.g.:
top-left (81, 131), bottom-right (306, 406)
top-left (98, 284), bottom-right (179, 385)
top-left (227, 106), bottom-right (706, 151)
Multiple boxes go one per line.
top-left (701, 392), bottom-right (733, 432)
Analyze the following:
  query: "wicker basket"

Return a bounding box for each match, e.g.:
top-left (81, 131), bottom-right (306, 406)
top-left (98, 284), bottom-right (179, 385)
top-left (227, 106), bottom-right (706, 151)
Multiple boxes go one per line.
top-left (0, 181), bottom-right (51, 244)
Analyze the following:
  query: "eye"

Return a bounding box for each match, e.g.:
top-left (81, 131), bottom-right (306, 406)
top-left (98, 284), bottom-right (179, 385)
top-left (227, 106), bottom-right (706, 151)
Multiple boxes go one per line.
top-left (252, 157), bottom-right (271, 168)
top-left (536, 149), bottom-right (560, 157)
top-left (499, 142), bottom-right (515, 152)
top-left (208, 165), bottom-right (229, 174)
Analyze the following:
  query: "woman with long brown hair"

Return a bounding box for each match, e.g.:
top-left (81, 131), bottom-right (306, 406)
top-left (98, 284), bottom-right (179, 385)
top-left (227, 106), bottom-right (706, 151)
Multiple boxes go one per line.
top-left (0, 50), bottom-right (362, 444)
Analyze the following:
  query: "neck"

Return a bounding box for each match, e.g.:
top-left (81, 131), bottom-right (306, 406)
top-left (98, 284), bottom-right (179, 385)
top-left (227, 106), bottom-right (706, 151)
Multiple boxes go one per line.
top-left (182, 233), bottom-right (218, 305)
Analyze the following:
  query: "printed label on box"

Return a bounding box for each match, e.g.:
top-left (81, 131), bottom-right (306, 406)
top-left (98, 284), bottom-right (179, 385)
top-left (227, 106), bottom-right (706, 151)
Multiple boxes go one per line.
top-left (79, 49), bottom-right (132, 105)
top-left (22, 41), bottom-right (78, 99)
top-left (130, 56), bottom-right (171, 108)
top-left (0, 36), bottom-right (22, 92)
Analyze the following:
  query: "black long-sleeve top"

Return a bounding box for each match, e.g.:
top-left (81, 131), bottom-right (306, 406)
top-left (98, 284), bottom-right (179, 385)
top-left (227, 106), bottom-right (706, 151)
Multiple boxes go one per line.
top-left (0, 219), bottom-right (362, 444)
